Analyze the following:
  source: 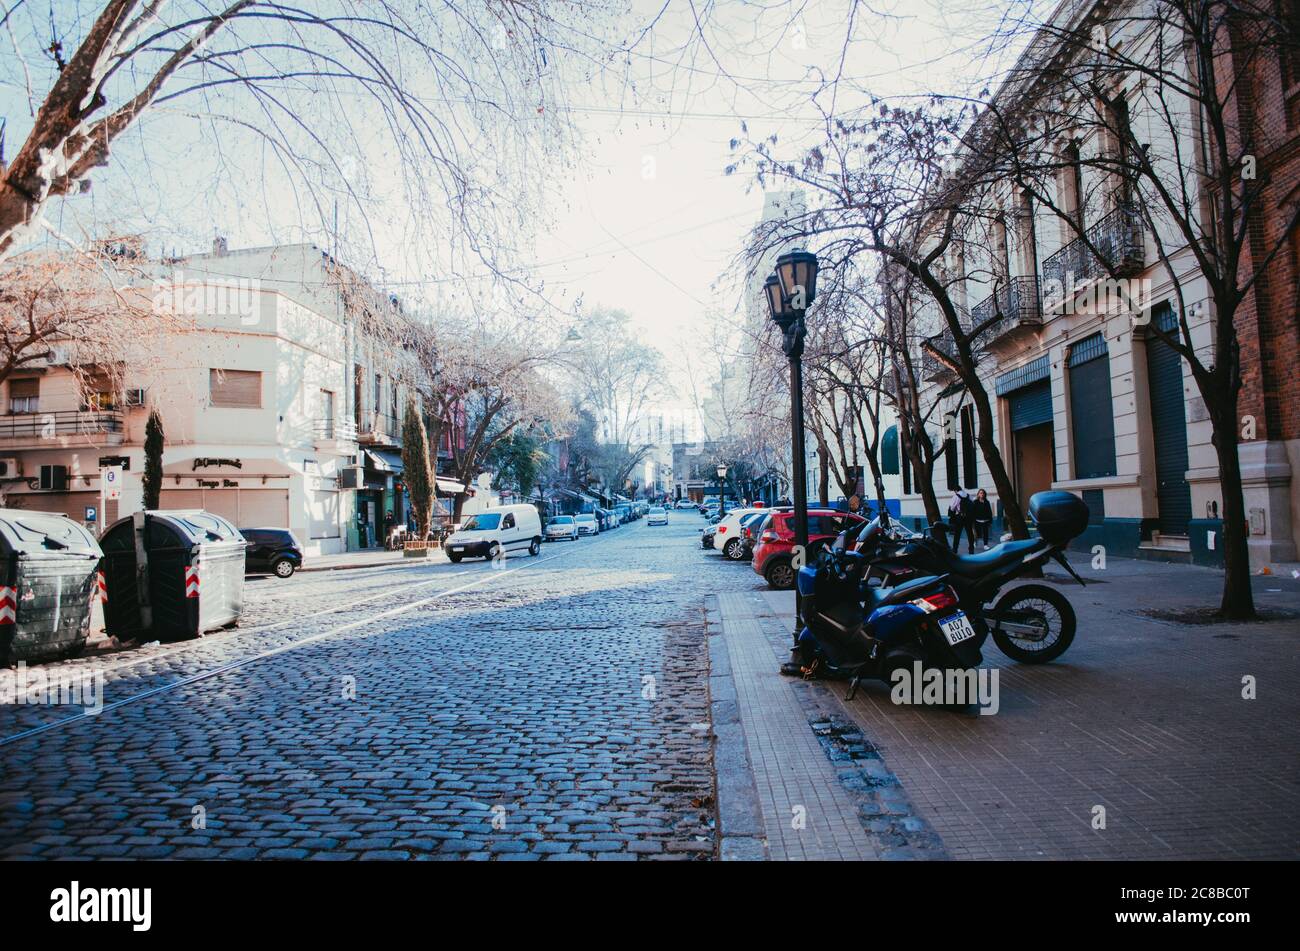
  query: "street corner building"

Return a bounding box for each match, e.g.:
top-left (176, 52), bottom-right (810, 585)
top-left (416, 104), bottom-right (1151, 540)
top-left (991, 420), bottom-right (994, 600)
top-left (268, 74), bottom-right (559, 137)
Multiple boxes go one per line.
top-left (0, 242), bottom-right (472, 554)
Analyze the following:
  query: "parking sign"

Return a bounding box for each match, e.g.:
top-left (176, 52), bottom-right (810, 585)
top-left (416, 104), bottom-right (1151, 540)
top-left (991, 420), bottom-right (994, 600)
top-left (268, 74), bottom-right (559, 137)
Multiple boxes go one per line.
top-left (103, 465), bottom-right (123, 500)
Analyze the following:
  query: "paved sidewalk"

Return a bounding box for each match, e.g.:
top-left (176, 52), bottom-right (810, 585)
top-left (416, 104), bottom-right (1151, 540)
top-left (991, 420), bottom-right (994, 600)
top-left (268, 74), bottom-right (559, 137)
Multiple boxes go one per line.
top-left (714, 555), bottom-right (1300, 860)
top-left (709, 593), bottom-right (947, 860)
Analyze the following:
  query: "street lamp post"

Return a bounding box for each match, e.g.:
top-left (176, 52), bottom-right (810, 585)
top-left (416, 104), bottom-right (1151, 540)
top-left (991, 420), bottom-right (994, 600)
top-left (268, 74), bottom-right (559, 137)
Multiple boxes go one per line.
top-left (716, 463), bottom-right (729, 519)
top-left (765, 250), bottom-right (819, 653)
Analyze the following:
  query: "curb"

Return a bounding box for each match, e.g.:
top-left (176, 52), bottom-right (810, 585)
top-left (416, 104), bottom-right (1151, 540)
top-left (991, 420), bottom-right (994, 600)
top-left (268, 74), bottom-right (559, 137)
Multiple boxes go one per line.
top-left (704, 594), bottom-right (768, 861)
top-left (298, 556), bottom-right (420, 573)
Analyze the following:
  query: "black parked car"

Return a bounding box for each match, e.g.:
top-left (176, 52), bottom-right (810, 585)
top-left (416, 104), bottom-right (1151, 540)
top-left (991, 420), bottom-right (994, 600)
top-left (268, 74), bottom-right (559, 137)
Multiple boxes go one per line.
top-left (241, 527), bottom-right (304, 578)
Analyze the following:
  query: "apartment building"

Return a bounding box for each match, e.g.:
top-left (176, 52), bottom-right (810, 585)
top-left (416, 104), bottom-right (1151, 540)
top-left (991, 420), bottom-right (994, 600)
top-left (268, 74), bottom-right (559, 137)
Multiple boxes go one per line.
top-left (0, 241), bottom-right (467, 553)
top-left (891, 0), bottom-right (1298, 567)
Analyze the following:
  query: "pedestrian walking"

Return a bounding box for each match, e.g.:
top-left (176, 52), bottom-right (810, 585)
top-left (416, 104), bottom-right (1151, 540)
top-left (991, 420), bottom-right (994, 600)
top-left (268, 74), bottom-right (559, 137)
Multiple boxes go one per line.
top-left (948, 488), bottom-right (975, 554)
top-left (971, 489), bottom-right (993, 550)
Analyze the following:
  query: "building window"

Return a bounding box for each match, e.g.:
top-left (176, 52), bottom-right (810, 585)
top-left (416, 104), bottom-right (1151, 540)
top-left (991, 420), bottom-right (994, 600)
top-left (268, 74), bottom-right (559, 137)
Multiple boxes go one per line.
top-left (1068, 334), bottom-right (1117, 479)
top-left (210, 368), bottom-right (262, 408)
top-left (1104, 93), bottom-right (1133, 209)
top-left (944, 413), bottom-right (959, 491)
top-left (881, 425), bottom-right (900, 474)
top-left (960, 405), bottom-right (978, 488)
top-left (1061, 139), bottom-right (1085, 235)
top-left (8, 378), bottom-right (38, 414)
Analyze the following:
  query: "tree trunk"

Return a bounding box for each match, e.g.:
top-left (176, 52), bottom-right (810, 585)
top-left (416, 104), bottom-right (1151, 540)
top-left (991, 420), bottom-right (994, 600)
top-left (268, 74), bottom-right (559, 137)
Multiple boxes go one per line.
top-left (1212, 409), bottom-right (1257, 619)
top-left (900, 421), bottom-right (942, 525)
top-left (816, 443), bottom-right (830, 506)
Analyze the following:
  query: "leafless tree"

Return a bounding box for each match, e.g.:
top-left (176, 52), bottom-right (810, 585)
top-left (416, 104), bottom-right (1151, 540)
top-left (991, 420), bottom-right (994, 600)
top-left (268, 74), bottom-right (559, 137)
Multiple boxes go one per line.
top-left (0, 0), bottom-right (635, 281)
top-left (972, 0), bottom-right (1300, 617)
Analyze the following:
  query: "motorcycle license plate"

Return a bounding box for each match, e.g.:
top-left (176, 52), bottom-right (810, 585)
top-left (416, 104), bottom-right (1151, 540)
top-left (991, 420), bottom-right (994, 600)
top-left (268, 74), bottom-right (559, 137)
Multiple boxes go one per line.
top-left (939, 611), bottom-right (976, 646)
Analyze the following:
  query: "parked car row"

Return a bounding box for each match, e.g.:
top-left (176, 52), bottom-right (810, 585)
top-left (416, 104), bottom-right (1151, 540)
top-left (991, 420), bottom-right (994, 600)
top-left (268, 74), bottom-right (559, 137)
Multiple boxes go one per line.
top-left (542, 500), bottom-right (654, 542)
top-left (694, 502), bottom-right (869, 591)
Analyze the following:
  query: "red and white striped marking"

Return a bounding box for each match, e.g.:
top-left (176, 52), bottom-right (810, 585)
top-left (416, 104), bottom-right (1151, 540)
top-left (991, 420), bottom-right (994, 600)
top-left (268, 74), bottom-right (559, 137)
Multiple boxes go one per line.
top-left (96, 571), bottom-right (108, 604)
top-left (184, 565), bottom-right (200, 599)
top-left (0, 585), bottom-right (16, 624)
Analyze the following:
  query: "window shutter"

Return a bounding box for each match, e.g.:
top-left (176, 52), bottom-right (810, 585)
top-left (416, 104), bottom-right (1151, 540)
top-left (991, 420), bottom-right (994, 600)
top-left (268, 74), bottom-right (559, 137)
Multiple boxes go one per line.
top-left (944, 414), bottom-right (959, 491)
top-left (1068, 334), bottom-right (1117, 479)
top-left (960, 406), bottom-right (977, 488)
top-left (210, 369), bottom-right (262, 408)
top-left (9, 379), bottom-right (38, 398)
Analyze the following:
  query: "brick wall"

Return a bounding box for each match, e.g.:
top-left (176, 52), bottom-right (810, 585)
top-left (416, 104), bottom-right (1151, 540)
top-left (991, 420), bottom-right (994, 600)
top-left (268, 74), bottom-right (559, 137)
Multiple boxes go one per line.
top-left (1225, 11), bottom-right (1300, 444)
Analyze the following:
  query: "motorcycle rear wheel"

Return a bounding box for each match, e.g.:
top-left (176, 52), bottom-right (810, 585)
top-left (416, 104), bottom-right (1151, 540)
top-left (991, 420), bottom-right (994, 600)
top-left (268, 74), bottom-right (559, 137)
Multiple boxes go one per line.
top-left (989, 583), bottom-right (1075, 664)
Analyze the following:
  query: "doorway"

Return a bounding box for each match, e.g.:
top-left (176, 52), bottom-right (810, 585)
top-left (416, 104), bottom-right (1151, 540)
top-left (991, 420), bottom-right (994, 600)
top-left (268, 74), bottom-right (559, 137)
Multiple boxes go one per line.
top-left (1006, 378), bottom-right (1056, 512)
top-left (1014, 423), bottom-right (1055, 512)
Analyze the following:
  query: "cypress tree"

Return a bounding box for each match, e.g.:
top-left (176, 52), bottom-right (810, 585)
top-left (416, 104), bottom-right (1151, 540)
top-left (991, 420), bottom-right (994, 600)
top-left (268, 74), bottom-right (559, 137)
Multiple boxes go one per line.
top-left (142, 408), bottom-right (165, 510)
top-left (401, 399), bottom-right (434, 537)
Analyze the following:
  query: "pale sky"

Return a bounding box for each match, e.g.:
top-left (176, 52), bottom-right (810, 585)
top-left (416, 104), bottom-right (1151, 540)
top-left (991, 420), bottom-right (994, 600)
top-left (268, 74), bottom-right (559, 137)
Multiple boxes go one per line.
top-left (3, 0), bottom-right (1017, 437)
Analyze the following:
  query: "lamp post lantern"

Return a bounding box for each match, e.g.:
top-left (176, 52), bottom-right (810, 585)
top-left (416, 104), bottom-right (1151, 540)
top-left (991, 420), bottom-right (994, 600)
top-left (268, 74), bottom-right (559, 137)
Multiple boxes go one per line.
top-left (765, 250), bottom-right (819, 656)
top-left (716, 462), bottom-right (729, 519)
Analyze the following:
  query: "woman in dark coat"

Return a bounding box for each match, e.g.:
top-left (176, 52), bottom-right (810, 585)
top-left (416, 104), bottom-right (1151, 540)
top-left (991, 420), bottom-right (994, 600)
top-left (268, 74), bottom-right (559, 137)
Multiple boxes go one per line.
top-left (971, 489), bottom-right (994, 550)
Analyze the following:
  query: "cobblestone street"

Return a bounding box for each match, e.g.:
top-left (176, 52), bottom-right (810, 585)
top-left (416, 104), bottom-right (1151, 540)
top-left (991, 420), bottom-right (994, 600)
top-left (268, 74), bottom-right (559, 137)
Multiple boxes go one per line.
top-left (0, 519), bottom-right (731, 861)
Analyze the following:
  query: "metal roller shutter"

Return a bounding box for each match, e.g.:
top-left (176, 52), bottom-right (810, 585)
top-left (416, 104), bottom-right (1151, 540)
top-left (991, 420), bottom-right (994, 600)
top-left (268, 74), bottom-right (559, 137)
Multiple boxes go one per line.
top-left (1068, 334), bottom-right (1117, 478)
top-left (1146, 304), bottom-right (1191, 535)
top-left (1008, 380), bottom-right (1054, 431)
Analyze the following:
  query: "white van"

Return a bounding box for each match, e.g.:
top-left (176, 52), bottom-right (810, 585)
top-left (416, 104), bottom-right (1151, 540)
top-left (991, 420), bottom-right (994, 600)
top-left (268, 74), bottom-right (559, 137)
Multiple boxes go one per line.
top-left (445, 504), bottom-right (543, 562)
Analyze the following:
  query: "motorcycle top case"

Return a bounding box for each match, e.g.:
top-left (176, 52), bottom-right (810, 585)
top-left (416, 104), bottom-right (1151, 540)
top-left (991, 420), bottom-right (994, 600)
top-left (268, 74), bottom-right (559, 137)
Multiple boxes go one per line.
top-left (1028, 490), bottom-right (1089, 545)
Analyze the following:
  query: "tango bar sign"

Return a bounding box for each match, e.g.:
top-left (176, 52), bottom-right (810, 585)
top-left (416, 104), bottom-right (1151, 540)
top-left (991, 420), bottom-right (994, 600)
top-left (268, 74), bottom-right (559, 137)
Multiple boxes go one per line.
top-left (192, 458), bottom-right (243, 470)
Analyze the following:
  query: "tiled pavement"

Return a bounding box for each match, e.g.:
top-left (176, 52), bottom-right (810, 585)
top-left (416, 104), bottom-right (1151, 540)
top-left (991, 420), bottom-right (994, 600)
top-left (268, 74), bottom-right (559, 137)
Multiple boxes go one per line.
top-left (712, 593), bottom-right (879, 860)
top-left (715, 555), bottom-right (1300, 860)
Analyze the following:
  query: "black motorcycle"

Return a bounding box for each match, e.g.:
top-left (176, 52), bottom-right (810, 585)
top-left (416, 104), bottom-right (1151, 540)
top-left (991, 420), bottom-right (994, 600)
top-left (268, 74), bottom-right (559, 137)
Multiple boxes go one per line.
top-left (838, 491), bottom-right (1090, 664)
top-left (795, 550), bottom-right (982, 702)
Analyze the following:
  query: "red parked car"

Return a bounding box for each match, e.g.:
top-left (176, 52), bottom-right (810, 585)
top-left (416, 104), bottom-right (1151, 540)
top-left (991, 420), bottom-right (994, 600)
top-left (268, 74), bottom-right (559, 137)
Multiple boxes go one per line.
top-left (751, 509), bottom-right (867, 590)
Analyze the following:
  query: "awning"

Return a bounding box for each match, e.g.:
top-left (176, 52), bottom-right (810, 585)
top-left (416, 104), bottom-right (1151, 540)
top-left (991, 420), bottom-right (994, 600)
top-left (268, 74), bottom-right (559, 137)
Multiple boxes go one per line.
top-left (436, 477), bottom-right (469, 495)
top-left (365, 449), bottom-right (403, 472)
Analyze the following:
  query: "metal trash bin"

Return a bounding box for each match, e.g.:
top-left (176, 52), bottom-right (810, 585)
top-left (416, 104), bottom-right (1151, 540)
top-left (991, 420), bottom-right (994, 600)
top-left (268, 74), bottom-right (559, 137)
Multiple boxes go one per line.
top-left (100, 510), bottom-right (246, 641)
top-left (0, 508), bottom-right (104, 665)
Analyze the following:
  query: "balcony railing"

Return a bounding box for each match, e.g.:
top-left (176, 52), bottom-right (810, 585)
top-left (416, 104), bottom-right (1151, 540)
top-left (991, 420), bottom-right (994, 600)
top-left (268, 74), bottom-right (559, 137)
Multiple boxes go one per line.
top-left (970, 275), bottom-right (1042, 343)
top-left (357, 412), bottom-right (401, 447)
top-left (1040, 205), bottom-right (1145, 303)
top-left (0, 410), bottom-right (124, 441)
top-left (314, 418), bottom-right (357, 443)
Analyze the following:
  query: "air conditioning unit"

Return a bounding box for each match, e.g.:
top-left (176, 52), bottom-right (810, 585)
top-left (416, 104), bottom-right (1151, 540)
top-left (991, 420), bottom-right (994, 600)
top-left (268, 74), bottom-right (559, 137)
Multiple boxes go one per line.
top-left (0, 458), bottom-right (20, 479)
top-left (45, 346), bottom-right (70, 366)
top-left (338, 467), bottom-right (363, 490)
top-left (39, 464), bottom-right (68, 491)
top-left (124, 388), bottom-right (148, 407)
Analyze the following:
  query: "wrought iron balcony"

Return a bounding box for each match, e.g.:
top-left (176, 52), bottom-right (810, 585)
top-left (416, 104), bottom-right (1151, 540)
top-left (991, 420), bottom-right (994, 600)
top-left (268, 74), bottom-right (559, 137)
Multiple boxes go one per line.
top-left (0, 410), bottom-right (124, 445)
top-left (970, 275), bottom-right (1042, 344)
top-left (314, 417), bottom-right (358, 445)
top-left (1040, 205), bottom-right (1145, 305)
top-left (357, 412), bottom-right (401, 447)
